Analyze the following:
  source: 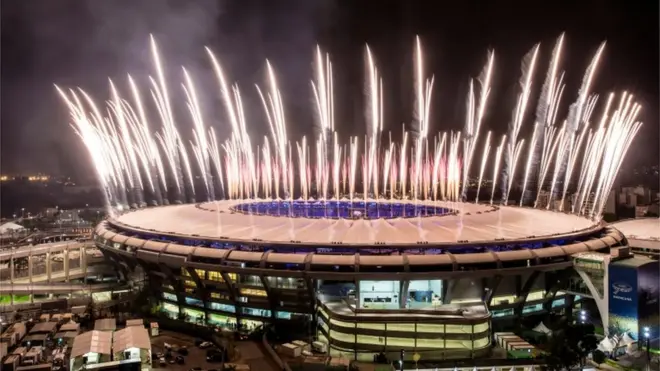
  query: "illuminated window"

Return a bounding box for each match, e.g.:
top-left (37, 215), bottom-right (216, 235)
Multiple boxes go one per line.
top-left (241, 275), bottom-right (263, 286)
top-left (208, 302), bottom-right (236, 313)
top-left (207, 271), bottom-right (224, 282)
top-left (184, 280), bottom-right (196, 288)
top-left (210, 292), bottom-right (229, 300)
top-left (240, 288), bottom-right (267, 297)
top-left (552, 298), bottom-right (566, 308)
top-left (523, 303), bottom-right (543, 314)
top-left (185, 297), bottom-right (204, 307)
top-left (241, 308), bottom-right (270, 317)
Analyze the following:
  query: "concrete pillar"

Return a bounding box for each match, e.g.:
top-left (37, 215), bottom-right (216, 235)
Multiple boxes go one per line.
top-left (10, 257), bottom-right (15, 283)
top-left (28, 255), bottom-right (33, 284)
top-left (399, 280), bottom-right (410, 308)
top-left (64, 247), bottom-right (70, 282)
top-left (46, 252), bottom-right (52, 282)
top-left (81, 246), bottom-right (88, 284)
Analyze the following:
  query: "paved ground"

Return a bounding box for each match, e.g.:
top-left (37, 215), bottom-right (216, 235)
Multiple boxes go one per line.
top-left (151, 330), bottom-right (278, 371)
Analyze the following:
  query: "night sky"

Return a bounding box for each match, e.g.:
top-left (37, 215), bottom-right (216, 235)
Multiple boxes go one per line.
top-left (1, 0), bottom-right (658, 179)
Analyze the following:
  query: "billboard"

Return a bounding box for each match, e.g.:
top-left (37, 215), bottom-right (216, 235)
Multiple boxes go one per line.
top-left (608, 263), bottom-right (639, 338)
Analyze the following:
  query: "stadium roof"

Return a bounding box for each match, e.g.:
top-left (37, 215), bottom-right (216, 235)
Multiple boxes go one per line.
top-left (0, 222), bottom-right (24, 234)
top-left (112, 200), bottom-right (598, 246)
top-left (611, 218), bottom-right (660, 241)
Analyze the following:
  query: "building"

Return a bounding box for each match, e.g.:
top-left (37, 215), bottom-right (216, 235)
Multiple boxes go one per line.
top-left (112, 326), bottom-right (151, 371)
top-left (125, 319), bottom-right (144, 328)
top-left (24, 322), bottom-right (57, 346)
top-left (70, 331), bottom-right (113, 371)
top-left (94, 319), bottom-right (117, 332)
top-left (93, 200), bottom-right (631, 360)
top-left (619, 186), bottom-right (653, 208)
top-left (1, 322), bottom-right (27, 347)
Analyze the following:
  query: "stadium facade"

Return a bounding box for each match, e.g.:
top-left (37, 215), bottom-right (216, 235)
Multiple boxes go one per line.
top-left (93, 200), bottom-right (631, 361)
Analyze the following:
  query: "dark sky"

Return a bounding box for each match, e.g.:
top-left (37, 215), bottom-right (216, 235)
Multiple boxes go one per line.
top-left (1, 0), bottom-right (658, 179)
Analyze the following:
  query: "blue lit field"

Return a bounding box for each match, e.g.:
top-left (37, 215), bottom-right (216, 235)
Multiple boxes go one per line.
top-left (232, 200), bottom-right (453, 219)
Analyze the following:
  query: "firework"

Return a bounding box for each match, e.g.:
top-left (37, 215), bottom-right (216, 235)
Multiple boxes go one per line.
top-left (58, 34), bottom-right (642, 222)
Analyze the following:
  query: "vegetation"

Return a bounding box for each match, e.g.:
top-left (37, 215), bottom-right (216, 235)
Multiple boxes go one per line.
top-left (543, 323), bottom-right (598, 370)
top-left (607, 320), bottom-right (629, 353)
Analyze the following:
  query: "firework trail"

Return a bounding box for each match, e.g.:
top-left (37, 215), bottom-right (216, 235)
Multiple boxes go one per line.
top-left (526, 34), bottom-right (565, 206)
top-left (462, 51), bottom-right (494, 199)
top-left (57, 35), bottom-right (641, 222)
top-left (504, 44), bottom-right (540, 204)
top-left (364, 45), bottom-right (384, 199)
top-left (491, 135), bottom-right (507, 205)
top-left (475, 131), bottom-right (492, 203)
top-left (548, 42), bottom-right (606, 205)
top-left (412, 37), bottom-right (435, 201)
top-left (557, 95), bottom-right (598, 210)
top-left (256, 61), bottom-right (290, 199)
top-left (183, 68), bottom-right (214, 200)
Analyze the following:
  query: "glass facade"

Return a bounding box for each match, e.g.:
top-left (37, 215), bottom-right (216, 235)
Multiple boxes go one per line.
top-left (317, 301), bottom-right (491, 357)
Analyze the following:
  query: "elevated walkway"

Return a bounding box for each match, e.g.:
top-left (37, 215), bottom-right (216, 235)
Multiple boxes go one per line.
top-left (0, 281), bottom-right (129, 295)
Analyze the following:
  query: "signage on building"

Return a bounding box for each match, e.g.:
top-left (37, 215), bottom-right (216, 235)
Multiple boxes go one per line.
top-left (608, 263), bottom-right (639, 338)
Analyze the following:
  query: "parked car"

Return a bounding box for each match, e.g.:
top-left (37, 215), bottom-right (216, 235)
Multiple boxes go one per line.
top-left (198, 341), bottom-right (213, 349)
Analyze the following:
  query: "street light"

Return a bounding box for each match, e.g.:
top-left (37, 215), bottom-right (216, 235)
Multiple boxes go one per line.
top-left (580, 310), bottom-right (587, 324)
top-left (643, 326), bottom-right (651, 364)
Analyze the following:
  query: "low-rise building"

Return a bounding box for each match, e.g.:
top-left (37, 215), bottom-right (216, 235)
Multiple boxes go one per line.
top-left (59, 322), bottom-right (80, 334)
top-left (112, 326), bottom-right (151, 371)
top-left (28, 322), bottom-right (57, 337)
top-left (93, 318), bottom-right (116, 332)
top-left (125, 319), bottom-right (144, 328)
top-left (70, 331), bottom-right (112, 371)
top-left (1, 322), bottom-right (27, 347)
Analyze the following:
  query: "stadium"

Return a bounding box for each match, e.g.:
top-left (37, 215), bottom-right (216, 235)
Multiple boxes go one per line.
top-left (93, 199), bottom-right (629, 361)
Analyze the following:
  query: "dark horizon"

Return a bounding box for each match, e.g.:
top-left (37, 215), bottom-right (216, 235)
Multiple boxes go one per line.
top-left (2, 0), bottom-right (658, 179)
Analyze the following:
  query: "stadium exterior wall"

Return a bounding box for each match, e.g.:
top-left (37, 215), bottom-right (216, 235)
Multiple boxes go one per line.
top-left (92, 217), bottom-right (626, 327)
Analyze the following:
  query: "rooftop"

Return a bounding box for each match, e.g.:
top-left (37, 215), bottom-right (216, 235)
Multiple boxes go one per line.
top-left (71, 330), bottom-right (112, 359)
top-left (94, 318), bottom-right (116, 332)
top-left (611, 218), bottom-right (660, 241)
top-left (112, 326), bottom-right (150, 351)
top-left (29, 321), bottom-right (57, 334)
top-left (112, 200), bottom-right (598, 246)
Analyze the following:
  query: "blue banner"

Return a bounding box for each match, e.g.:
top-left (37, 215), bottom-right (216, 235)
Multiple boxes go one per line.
top-left (609, 263), bottom-right (639, 337)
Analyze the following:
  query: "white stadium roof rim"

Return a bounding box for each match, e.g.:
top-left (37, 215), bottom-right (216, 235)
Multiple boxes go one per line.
top-left (610, 218), bottom-right (660, 241)
top-left (107, 200), bottom-right (604, 247)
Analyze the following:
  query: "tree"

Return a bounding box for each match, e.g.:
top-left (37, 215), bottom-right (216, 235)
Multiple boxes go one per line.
top-left (608, 320), bottom-right (629, 354)
top-left (544, 323), bottom-right (598, 370)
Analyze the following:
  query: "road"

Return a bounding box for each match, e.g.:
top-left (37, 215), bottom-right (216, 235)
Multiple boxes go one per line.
top-left (151, 330), bottom-right (278, 371)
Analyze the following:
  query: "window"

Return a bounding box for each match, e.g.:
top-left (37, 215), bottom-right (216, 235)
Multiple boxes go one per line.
top-left (240, 288), bottom-right (267, 297)
top-left (208, 302), bottom-right (236, 313)
top-left (208, 271), bottom-right (224, 282)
